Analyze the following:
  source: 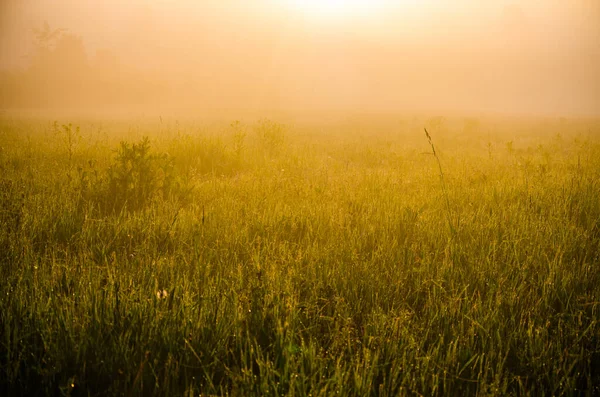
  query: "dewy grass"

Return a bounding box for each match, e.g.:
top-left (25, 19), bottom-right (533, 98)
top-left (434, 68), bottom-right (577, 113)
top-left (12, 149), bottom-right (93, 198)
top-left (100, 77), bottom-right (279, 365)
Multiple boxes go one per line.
top-left (0, 116), bottom-right (599, 396)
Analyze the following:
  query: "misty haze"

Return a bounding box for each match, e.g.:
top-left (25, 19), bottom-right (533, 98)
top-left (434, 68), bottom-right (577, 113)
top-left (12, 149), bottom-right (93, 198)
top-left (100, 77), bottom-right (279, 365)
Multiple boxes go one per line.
top-left (1, 1), bottom-right (600, 396)
top-left (1, 0), bottom-right (599, 115)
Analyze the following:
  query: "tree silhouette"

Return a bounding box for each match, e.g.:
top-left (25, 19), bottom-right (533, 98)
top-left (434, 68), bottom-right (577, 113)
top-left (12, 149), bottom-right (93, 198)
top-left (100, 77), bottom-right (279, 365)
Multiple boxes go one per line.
top-left (25, 22), bottom-right (90, 106)
top-left (32, 21), bottom-right (67, 52)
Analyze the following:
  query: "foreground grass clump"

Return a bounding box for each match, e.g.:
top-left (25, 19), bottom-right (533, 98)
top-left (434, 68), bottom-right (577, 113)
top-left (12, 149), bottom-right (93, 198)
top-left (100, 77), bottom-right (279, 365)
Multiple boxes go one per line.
top-left (0, 116), bottom-right (599, 396)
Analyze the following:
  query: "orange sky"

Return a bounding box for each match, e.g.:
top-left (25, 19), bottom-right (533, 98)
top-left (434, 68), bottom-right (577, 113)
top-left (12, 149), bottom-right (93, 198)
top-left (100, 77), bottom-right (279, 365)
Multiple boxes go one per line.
top-left (1, 0), bottom-right (599, 116)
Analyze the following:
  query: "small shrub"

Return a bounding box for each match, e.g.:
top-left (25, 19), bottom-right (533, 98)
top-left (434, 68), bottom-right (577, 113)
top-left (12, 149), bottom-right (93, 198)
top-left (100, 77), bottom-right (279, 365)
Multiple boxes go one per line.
top-left (103, 137), bottom-right (174, 213)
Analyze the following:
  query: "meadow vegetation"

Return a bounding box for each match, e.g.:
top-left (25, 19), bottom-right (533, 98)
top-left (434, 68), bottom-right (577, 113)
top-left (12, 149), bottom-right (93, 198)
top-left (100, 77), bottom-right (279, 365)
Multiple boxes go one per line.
top-left (0, 115), bottom-right (599, 396)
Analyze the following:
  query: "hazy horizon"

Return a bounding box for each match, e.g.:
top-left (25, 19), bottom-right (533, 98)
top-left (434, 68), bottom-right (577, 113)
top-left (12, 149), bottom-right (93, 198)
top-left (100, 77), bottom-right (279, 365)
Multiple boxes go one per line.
top-left (1, 0), bottom-right (599, 117)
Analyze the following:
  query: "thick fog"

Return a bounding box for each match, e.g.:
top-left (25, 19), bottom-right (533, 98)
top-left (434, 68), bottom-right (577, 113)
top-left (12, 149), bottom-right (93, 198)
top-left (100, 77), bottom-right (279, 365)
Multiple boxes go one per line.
top-left (1, 0), bottom-right (599, 117)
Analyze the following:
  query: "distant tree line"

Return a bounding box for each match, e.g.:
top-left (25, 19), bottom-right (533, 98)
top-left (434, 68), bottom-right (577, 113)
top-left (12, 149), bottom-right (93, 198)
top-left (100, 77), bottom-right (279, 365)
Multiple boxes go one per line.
top-left (0, 22), bottom-right (166, 108)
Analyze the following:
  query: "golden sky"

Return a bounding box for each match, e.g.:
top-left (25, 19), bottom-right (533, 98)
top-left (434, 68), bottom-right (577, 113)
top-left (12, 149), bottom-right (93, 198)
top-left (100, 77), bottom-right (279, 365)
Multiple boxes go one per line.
top-left (1, 0), bottom-right (599, 116)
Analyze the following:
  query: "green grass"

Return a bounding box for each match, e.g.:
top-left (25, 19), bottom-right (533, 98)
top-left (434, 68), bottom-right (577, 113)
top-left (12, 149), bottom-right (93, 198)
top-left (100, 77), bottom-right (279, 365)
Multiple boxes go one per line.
top-left (0, 115), bottom-right (599, 396)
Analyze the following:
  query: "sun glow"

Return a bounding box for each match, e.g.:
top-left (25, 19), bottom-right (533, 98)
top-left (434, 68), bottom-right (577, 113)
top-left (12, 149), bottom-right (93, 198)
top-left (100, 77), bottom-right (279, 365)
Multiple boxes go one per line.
top-left (287, 0), bottom-right (394, 19)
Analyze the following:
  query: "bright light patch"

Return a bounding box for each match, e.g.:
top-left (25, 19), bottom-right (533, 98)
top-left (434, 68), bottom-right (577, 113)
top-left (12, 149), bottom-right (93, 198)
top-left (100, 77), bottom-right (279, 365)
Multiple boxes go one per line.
top-left (286, 0), bottom-right (393, 19)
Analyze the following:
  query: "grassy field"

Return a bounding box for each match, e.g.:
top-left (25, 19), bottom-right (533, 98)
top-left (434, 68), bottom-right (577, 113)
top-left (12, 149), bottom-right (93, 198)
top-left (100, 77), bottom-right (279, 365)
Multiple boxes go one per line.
top-left (0, 115), bottom-right (599, 396)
